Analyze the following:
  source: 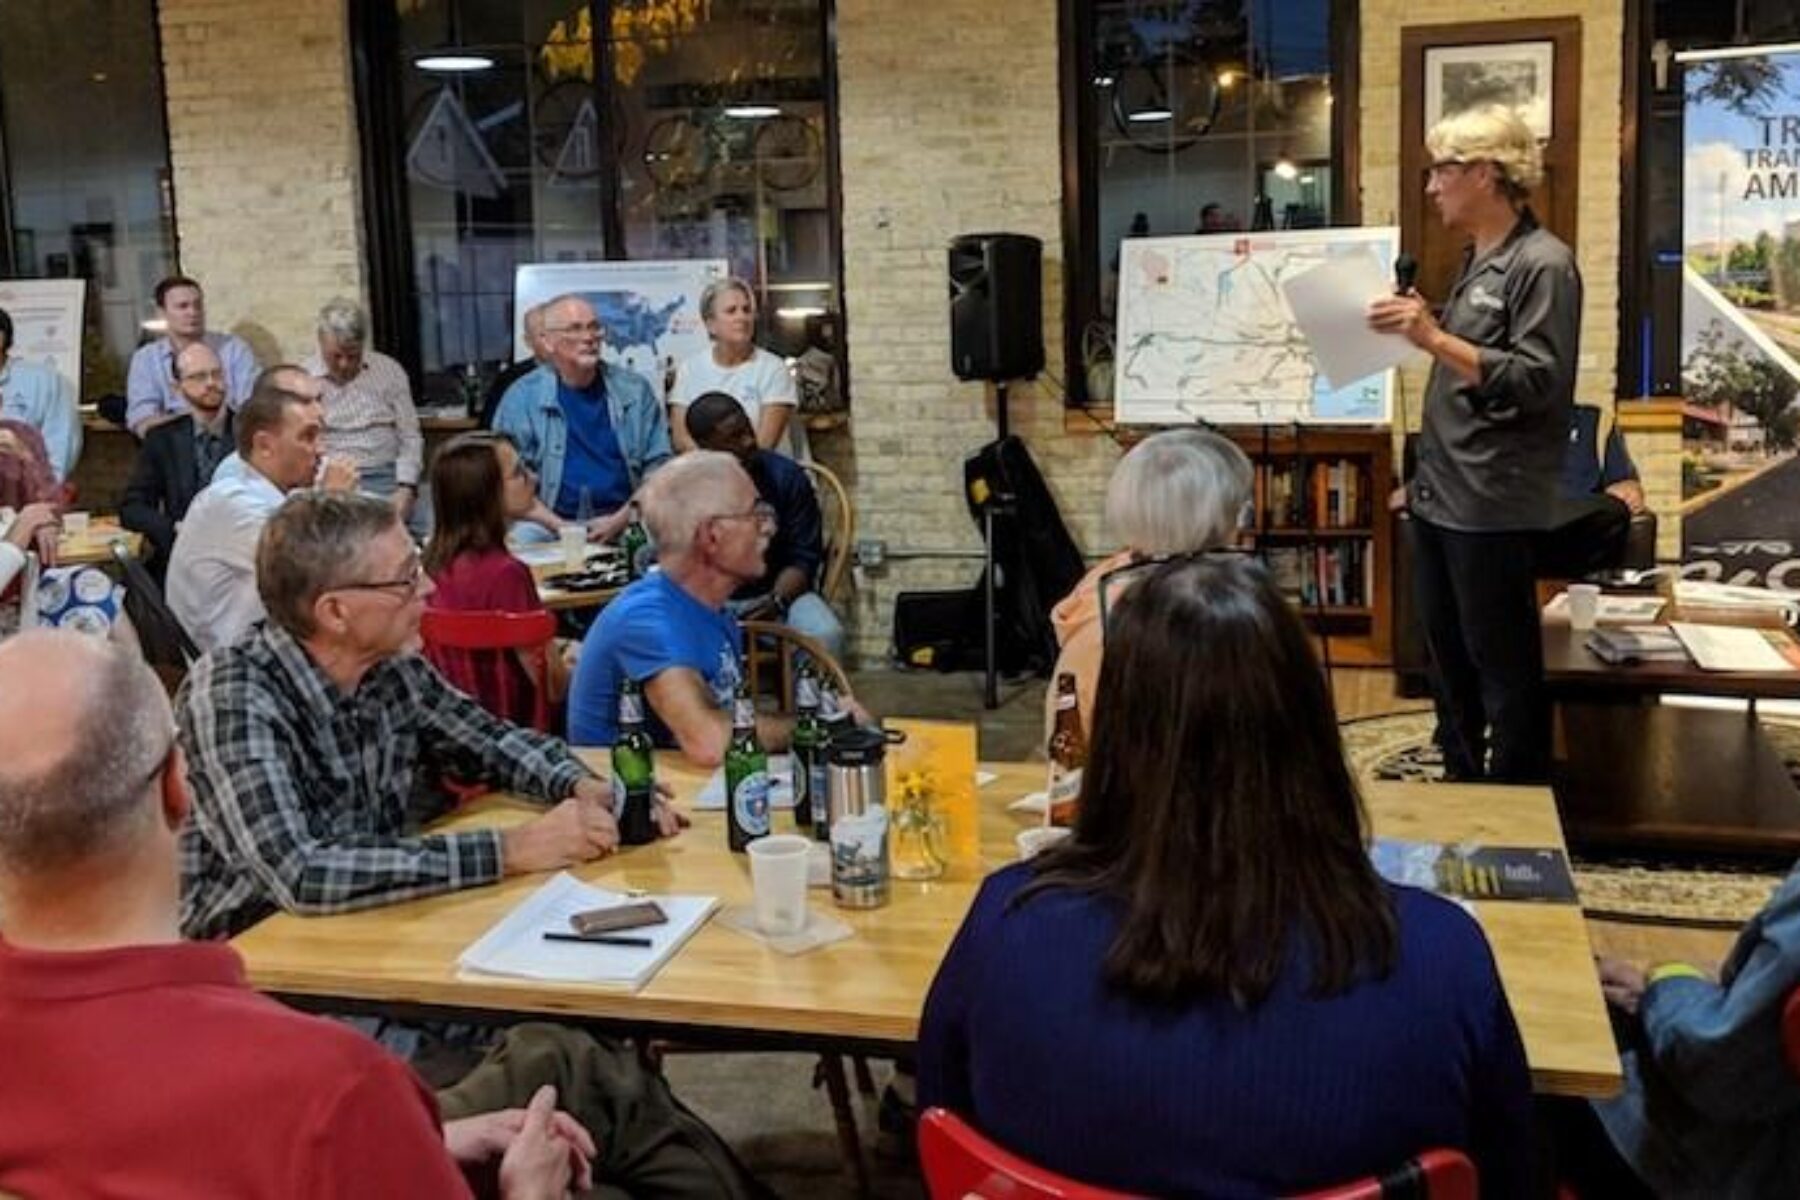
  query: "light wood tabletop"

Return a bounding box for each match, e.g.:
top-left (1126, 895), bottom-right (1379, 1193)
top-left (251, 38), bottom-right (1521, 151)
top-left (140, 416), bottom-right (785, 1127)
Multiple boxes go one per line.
top-left (54, 518), bottom-right (142, 566)
top-left (512, 542), bottom-right (624, 612)
top-left (232, 759), bottom-right (1622, 1097)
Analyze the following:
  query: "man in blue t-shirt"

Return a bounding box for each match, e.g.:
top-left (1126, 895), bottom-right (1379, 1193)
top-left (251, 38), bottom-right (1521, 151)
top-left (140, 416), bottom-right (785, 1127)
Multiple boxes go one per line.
top-left (568, 451), bottom-right (800, 760)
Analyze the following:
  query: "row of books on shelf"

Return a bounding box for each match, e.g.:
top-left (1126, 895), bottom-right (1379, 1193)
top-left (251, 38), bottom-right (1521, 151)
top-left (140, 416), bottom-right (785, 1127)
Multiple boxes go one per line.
top-left (1254, 459), bottom-right (1374, 530)
top-left (1265, 541), bottom-right (1375, 610)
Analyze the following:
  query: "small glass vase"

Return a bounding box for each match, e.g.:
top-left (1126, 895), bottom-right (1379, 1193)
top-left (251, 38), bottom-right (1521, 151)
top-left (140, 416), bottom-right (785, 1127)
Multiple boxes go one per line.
top-left (891, 792), bottom-right (948, 880)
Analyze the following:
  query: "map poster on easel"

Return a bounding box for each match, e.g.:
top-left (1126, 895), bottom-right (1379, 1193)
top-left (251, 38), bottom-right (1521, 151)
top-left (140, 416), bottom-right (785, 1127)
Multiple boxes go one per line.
top-left (1113, 227), bottom-right (1398, 427)
top-left (514, 259), bottom-right (729, 402)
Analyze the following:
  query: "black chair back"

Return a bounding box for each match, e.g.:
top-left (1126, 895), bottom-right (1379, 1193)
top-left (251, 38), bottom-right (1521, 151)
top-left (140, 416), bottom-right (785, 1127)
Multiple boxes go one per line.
top-left (112, 542), bottom-right (200, 672)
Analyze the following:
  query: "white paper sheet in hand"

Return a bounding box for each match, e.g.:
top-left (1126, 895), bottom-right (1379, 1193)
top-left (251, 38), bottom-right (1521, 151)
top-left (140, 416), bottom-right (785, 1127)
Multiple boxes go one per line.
top-left (1280, 250), bottom-right (1419, 390)
top-left (457, 872), bottom-right (718, 991)
top-left (694, 754), bottom-right (793, 810)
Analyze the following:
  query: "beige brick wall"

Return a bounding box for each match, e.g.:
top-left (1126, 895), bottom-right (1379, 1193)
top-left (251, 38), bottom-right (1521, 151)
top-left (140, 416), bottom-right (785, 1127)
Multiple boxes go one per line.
top-left (832, 0), bottom-right (1122, 662)
top-left (158, 0), bottom-right (365, 364)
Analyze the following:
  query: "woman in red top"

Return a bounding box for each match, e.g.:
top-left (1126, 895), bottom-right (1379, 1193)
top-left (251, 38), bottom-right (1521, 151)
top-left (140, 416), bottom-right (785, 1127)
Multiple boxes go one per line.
top-left (423, 432), bottom-right (573, 727)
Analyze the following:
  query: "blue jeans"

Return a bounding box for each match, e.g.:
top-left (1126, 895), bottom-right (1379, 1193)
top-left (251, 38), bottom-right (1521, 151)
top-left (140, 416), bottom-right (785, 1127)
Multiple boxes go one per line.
top-left (729, 591), bottom-right (846, 663)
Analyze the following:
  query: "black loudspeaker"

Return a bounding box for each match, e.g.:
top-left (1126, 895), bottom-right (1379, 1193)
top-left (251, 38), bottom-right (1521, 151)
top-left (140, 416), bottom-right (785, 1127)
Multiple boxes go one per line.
top-left (948, 233), bottom-right (1044, 382)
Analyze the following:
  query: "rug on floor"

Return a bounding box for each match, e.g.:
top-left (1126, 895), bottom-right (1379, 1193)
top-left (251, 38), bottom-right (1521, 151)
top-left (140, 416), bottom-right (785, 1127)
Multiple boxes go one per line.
top-left (1339, 710), bottom-right (1790, 926)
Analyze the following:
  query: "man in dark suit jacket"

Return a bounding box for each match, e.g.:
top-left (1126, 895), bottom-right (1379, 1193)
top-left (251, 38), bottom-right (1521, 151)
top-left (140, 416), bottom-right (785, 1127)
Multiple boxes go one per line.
top-left (121, 342), bottom-right (236, 573)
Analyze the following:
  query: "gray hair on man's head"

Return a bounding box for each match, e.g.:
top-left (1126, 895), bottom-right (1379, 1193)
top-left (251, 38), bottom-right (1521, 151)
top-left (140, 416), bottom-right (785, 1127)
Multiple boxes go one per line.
top-left (637, 450), bottom-right (745, 558)
top-left (257, 491), bottom-right (401, 638)
top-left (0, 632), bottom-right (174, 877)
top-left (1105, 429), bottom-right (1254, 555)
top-left (316, 297), bottom-right (368, 345)
top-left (699, 277), bottom-right (755, 323)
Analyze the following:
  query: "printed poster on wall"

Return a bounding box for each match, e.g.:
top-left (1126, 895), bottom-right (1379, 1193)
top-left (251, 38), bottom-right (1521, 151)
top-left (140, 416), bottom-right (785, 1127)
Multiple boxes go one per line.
top-left (513, 259), bottom-right (728, 401)
top-left (0, 279), bottom-right (85, 403)
top-left (1679, 47), bottom-right (1800, 588)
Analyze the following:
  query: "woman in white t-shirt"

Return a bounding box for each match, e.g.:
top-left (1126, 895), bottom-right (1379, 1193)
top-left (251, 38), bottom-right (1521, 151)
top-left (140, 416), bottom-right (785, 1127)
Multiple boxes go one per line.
top-left (669, 277), bottom-right (797, 453)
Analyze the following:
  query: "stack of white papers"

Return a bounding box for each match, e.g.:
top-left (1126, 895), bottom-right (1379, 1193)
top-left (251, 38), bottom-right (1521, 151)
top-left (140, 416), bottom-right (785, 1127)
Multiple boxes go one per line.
top-left (1543, 592), bottom-right (1666, 623)
top-left (1669, 623), bottom-right (1798, 673)
top-left (1674, 581), bottom-right (1800, 623)
top-left (458, 872), bottom-right (717, 991)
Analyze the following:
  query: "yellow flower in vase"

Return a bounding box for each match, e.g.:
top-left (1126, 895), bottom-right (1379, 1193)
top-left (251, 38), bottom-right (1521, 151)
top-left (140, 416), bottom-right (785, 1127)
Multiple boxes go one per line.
top-left (892, 768), bottom-right (948, 879)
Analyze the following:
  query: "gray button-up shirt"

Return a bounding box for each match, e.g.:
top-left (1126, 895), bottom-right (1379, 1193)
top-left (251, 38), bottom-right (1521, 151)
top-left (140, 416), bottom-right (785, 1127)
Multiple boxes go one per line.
top-left (1409, 210), bottom-right (1582, 532)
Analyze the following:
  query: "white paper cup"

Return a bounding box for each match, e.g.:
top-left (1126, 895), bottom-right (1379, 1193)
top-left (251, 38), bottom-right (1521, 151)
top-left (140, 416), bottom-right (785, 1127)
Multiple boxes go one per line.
top-left (748, 834), bottom-right (811, 936)
top-left (1567, 584), bottom-right (1601, 631)
top-left (61, 511), bottom-right (90, 538)
top-left (1016, 825), bottom-right (1072, 860)
top-left (559, 525), bottom-right (587, 571)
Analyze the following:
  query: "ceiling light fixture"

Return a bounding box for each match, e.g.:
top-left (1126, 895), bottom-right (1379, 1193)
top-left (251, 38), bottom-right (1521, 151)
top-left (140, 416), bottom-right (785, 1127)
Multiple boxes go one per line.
top-left (415, 53), bottom-right (496, 73)
top-left (1127, 107), bottom-right (1174, 123)
top-left (1274, 158), bottom-right (1300, 181)
top-left (723, 104), bottom-right (782, 119)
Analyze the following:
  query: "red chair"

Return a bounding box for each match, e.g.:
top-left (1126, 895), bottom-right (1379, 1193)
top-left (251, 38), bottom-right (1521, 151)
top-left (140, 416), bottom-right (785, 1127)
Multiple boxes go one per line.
top-left (918, 1108), bottom-right (1478, 1200)
top-left (420, 608), bottom-right (559, 733)
top-left (1782, 986), bottom-right (1800, 1080)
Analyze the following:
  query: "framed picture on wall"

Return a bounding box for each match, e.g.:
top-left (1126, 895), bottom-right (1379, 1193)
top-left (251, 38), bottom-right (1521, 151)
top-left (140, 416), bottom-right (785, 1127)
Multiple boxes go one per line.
top-left (1423, 41), bottom-right (1554, 140)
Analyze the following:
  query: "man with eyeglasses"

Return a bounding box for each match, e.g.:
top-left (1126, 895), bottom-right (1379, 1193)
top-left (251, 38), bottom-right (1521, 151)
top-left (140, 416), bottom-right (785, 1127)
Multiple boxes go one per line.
top-left (121, 342), bottom-right (237, 574)
top-left (166, 374), bottom-right (360, 654)
top-left (493, 293), bottom-right (672, 544)
top-left (1368, 105), bottom-right (1581, 783)
top-left (175, 490), bottom-right (675, 941)
top-left (569, 451), bottom-right (838, 760)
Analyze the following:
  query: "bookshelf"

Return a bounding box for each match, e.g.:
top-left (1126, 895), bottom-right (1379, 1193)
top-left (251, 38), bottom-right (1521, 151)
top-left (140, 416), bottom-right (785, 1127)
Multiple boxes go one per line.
top-left (1225, 427), bottom-right (1395, 666)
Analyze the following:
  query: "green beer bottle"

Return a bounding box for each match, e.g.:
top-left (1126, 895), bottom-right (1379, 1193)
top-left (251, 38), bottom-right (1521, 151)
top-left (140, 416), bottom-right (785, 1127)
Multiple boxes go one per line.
top-left (619, 502), bottom-right (651, 581)
top-left (790, 662), bottom-right (824, 833)
top-left (612, 678), bottom-right (656, 846)
top-left (725, 680), bottom-right (770, 852)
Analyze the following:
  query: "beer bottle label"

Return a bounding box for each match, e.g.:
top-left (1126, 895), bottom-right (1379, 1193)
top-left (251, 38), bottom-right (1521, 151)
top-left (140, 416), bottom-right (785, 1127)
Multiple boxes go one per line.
top-left (1047, 764), bottom-right (1082, 827)
top-left (619, 690), bottom-right (644, 726)
top-left (796, 675), bottom-right (821, 710)
top-left (733, 771), bottom-right (771, 837)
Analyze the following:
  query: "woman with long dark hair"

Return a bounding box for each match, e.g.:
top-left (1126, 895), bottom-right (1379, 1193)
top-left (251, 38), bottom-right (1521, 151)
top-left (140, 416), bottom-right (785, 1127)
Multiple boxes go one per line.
top-left (423, 431), bottom-right (572, 726)
top-left (919, 555), bottom-right (1534, 1197)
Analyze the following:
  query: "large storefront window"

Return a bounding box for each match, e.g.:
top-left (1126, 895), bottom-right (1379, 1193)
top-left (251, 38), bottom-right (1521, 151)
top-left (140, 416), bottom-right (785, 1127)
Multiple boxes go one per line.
top-left (1063, 0), bottom-right (1354, 403)
top-left (0, 0), bottom-right (178, 398)
top-left (358, 0), bottom-right (840, 400)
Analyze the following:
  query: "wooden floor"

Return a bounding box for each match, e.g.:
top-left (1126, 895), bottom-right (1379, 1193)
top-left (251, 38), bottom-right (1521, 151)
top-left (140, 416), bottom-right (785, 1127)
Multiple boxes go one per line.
top-left (1327, 668), bottom-right (1743, 975)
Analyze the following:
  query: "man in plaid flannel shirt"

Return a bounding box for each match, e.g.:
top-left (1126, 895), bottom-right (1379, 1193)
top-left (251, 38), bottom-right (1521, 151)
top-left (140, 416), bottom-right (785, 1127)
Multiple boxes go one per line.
top-left (176, 489), bottom-right (681, 940)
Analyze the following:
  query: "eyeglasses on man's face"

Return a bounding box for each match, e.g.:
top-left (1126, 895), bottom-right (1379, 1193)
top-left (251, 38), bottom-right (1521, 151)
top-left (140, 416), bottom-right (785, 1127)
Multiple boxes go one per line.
top-left (709, 500), bottom-right (778, 533)
top-left (331, 552), bottom-right (427, 598)
top-left (1426, 159), bottom-right (1481, 182)
top-left (547, 321), bottom-right (603, 338)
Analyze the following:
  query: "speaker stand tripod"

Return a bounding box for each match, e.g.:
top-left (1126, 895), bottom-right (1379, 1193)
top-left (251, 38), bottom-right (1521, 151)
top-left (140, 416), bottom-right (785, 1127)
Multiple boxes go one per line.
top-left (981, 380), bottom-right (1014, 710)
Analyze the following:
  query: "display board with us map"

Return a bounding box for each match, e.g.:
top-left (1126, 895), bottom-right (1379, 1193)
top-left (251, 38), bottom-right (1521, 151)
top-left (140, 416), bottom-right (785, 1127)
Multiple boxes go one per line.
top-left (1113, 228), bottom-right (1396, 426)
top-left (514, 259), bottom-right (729, 400)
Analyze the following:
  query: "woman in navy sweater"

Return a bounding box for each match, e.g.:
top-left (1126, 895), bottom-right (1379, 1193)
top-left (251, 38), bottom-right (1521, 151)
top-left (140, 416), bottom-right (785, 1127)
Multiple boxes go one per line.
top-left (918, 555), bottom-right (1535, 1198)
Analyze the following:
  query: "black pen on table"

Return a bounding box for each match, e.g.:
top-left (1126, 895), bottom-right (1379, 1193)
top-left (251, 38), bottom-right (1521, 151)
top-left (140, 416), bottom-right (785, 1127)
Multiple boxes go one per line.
top-left (543, 932), bottom-right (654, 948)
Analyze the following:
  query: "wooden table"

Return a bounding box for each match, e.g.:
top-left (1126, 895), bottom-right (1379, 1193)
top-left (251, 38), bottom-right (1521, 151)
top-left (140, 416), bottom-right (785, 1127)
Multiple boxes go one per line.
top-left (54, 519), bottom-right (142, 566)
top-left (1543, 603), bottom-right (1800, 858)
top-left (514, 542), bottom-right (624, 612)
top-left (233, 760), bottom-right (1621, 1097)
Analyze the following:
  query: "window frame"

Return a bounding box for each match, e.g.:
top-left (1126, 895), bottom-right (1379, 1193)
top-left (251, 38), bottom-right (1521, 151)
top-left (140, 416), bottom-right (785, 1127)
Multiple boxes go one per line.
top-left (1056, 0), bottom-right (1362, 408)
top-left (347, 0), bottom-right (848, 392)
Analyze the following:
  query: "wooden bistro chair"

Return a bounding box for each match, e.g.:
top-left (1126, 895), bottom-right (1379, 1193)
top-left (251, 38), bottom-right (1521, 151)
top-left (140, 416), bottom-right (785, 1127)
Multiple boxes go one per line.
top-left (919, 1107), bottom-right (1480, 1200)
top-left (419, 608), bottom-right (559, 733)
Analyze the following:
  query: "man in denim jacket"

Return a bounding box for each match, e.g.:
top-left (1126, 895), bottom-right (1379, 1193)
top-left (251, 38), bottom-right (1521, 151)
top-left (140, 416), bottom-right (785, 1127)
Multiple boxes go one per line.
top-left (493, 294), bottom-right (672, 542)
top-left (1592, 870), bottom-right (1800, 1197)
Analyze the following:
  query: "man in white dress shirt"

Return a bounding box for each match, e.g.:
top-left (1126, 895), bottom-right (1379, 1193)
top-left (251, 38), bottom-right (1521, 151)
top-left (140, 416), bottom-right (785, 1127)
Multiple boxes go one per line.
top-left (301, 299), bottom-right (425, 530)
top-left (166, 375), bottom-right (357, 652)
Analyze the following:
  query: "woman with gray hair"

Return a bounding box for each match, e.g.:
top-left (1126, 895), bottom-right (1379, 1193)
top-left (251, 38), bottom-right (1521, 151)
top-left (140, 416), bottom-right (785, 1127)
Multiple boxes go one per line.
top-left (668, 277), bottom-right (798, 454)
top-left (1368, 104), bottom-right (1581, 782)
top-left (1044, 428), bottom-right (1252, 739)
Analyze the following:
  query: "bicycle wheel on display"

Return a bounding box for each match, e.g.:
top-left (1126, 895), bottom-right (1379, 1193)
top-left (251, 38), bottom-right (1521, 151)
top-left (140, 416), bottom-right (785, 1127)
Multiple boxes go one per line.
top-left (1111, 47), bottom-right (1222, 154)
top-left (642, 114), bottom-right (711, 191)
top-left (754, 114), bottom-right (822, 191)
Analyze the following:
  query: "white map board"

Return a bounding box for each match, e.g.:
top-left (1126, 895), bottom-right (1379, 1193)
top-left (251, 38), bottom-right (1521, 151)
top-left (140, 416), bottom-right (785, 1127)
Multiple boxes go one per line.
top-left (1113, 227), bottom-right (1397, 426)
top-left (0, 278), bottom-right (85, 402)
top-left (514, 259), bottom-right (728, 401)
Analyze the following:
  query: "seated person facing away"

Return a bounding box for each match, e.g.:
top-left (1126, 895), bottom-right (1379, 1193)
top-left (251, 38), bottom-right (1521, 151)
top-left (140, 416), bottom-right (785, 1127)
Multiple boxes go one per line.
top-left (303, 297), bottom-right (426, 530)
top-left (669, 277), bottom-right (798, 454)
top-left (1538, 402), bottom-right (1648, 579)
top-left (125, 274), bottom-right (259, 436)
top-left (176, 490), bottom-right (682, 941)
top-left (569, 451), bottom-right (796, 762)
top-left (1044, 428), bottom-right (1251, 740)
top-left (1584, 877), bottom-right (1800, 1197)
top-left (0, 305), bottom-right (80, 482)
top-left (921, 555), bottom-right (1534, 1198)
top-left (0, 629), bottom-right (762, 1200)
top-left (493, 293), bottom-right (672, 544)
top-left (120, 341), bottom-right (237, 574)
top-left (685, 390), bottom-right (845, 659)
top-left (165, 373), bottom-right (358, 654)
top-left (424, 431), bottom-right (574, 728)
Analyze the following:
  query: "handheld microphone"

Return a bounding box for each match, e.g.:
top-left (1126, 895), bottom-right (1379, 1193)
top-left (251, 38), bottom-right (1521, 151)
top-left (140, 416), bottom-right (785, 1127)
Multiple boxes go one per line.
top-left (1394, 253), bottom-right (1419, 296)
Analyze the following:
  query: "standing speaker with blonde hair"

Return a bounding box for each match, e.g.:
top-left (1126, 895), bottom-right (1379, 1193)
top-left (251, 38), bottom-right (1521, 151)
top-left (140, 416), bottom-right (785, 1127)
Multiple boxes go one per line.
top-left (1368, 104), bottom-right (1582, 782)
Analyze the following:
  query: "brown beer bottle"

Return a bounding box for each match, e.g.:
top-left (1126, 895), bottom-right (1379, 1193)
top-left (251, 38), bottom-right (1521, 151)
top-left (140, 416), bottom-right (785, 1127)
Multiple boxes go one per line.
top-left (1045, 672), bottom-right (1086, 828)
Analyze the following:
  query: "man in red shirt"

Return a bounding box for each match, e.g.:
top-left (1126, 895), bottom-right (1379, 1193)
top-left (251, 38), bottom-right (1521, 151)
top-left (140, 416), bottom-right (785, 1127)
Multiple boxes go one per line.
top-left (0, 629), bottom-right (591, 1197)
